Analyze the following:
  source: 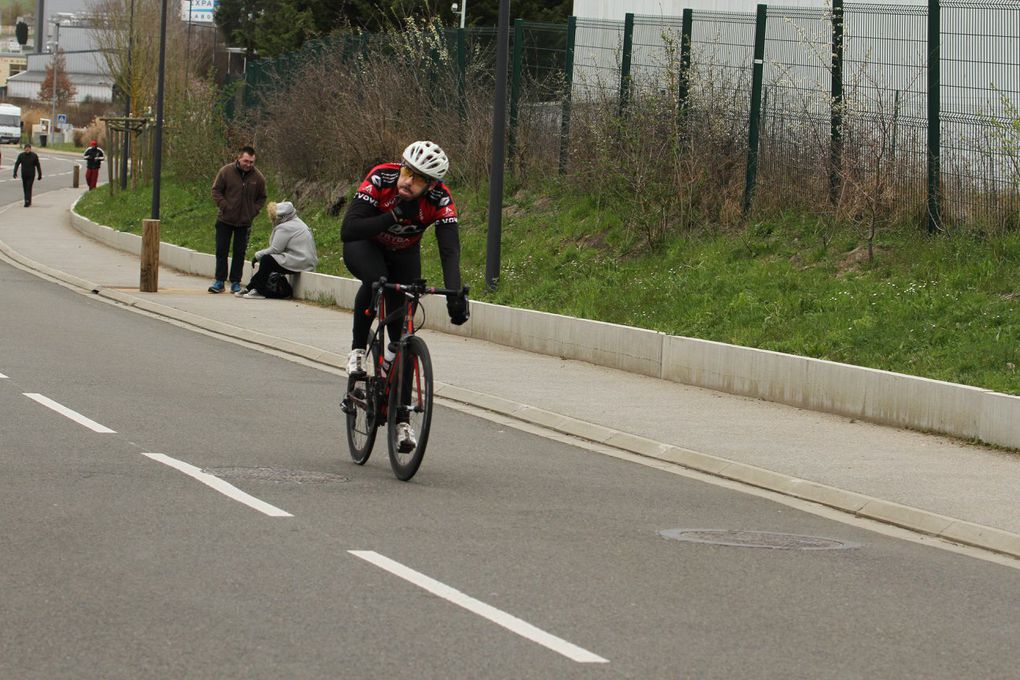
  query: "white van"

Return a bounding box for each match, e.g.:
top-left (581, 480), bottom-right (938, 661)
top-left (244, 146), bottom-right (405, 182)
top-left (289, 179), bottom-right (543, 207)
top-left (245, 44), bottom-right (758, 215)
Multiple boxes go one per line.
top-left (0, 103), bottom-right (22, 144)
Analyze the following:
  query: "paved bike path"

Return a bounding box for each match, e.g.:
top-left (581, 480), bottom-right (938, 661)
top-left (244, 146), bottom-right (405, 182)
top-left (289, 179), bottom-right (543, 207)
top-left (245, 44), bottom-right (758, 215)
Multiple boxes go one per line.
top-left (1, 187), bottom-right (1018, 560)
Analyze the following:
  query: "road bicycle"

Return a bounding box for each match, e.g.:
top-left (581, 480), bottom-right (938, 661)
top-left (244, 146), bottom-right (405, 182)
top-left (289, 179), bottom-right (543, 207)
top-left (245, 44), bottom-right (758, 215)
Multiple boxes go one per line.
top-left (340, 277), bottom-right (468, 481)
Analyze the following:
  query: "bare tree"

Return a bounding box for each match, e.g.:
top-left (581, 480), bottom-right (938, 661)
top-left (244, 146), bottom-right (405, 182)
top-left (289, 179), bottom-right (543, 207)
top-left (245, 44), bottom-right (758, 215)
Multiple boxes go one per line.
top-left (39, 50), bottom-right (77, 105)
top-left (89, 0), bottom-right (208, 116)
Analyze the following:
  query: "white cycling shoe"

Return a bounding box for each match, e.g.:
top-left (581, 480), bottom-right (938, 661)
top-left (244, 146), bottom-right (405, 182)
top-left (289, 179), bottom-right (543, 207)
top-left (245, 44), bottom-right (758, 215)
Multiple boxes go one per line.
top-left (347, 349), bottom-right (366, 376)
top-left (396, 422), bottom-right (417, 453)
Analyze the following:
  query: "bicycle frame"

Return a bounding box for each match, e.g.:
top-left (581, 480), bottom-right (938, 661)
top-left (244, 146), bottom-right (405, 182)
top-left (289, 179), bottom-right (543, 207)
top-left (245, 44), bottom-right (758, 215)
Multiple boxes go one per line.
top-left (342, 277), bottom-right (468, 480)
top-left (359, 278), bottom-right (464, 420)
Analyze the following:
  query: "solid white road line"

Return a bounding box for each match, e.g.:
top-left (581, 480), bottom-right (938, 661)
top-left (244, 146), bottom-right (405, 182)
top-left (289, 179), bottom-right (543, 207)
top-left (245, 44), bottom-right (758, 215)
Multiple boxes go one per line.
top-left (349, 550), bottom-right (609, 664)
top-left (142, 453), bottom-right (292, 518)
top-left (23, 392), bottom-right (116, 433)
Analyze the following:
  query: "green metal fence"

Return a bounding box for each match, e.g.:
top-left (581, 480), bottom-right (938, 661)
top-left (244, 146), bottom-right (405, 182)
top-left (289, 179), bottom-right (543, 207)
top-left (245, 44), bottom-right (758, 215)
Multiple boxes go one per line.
top-left (241, 1), bottom-right (1020, 232)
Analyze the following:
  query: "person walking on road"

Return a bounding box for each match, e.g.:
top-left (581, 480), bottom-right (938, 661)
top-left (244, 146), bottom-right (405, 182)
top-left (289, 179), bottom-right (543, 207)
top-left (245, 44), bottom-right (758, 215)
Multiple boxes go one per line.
top-left (13, 144), bottom-right (42, 207)
top-left (209, 145), bottom-right (267, 294)
top-left (82, 140), bottom-right (105, 190)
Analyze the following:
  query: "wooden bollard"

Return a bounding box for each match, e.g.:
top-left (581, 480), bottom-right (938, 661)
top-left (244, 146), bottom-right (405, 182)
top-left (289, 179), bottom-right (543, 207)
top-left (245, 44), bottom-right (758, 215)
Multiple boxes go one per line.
top-left (140, 218), bottom-right (160, 292)
top-left (73, 164), bottom-right (80, 188)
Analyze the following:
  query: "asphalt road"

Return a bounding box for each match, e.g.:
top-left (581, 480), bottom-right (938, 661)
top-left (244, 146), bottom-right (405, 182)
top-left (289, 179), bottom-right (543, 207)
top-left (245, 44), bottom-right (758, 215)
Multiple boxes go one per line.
top-left (2, 254), bottom-right (1019, 679)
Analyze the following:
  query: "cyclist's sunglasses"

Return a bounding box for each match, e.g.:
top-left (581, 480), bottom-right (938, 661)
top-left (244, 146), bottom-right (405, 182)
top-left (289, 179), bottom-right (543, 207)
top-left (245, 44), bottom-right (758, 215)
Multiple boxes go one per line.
top-left (399, 164), bottom-right (434, 185)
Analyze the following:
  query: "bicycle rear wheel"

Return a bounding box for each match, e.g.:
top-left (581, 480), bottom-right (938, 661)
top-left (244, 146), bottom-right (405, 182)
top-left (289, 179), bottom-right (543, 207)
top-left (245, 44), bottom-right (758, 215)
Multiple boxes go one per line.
top-left (343, 356), bottom-right (380, 464)
top-left (387, 336), bottom-right (433, 481)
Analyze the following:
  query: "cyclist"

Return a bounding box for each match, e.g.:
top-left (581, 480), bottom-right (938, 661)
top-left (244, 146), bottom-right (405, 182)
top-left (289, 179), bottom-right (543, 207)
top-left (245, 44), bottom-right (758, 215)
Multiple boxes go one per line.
top-left (341, 140), bottom-right (469, 451)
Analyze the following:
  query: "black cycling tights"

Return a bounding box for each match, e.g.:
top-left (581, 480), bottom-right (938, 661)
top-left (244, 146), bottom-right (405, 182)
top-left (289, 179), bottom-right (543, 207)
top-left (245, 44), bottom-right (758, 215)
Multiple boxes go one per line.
top-left (343, 239), bottom-right (422, 350)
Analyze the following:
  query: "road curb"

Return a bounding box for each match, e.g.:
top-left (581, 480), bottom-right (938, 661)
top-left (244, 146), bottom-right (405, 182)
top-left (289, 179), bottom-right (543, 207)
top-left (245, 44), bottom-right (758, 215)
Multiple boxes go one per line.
top-left (3, 235), bottom-right (1019, 561)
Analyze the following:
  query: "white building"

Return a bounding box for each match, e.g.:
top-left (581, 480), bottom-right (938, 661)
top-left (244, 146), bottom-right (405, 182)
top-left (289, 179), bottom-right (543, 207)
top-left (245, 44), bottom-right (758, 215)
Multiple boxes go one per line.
top-left (8, 19), bottom-right (115, 102)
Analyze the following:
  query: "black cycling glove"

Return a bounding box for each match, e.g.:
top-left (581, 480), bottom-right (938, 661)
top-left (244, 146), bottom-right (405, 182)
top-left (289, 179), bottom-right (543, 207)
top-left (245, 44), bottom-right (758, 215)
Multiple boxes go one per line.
top-left (392, 199), bottom-right (418, 223)
top-left (447, 294), bottom-right (469, 326)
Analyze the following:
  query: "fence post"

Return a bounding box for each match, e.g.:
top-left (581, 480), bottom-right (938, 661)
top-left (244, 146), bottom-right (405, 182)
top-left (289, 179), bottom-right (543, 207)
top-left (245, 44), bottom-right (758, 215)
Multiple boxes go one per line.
top-left (619, 12), bottom-right (635, 116)
top-left (457, 27), bottom-right (467, 122)
top-left (509, 18), bottom-right (524, 163)
top-left (926, 0), bottom-right (942, 234)
top-left (891, 89), bottom-right (901, 159)
top-left (742, 4), bottom-right (768, 216)
top-left (677, 8), bottom-right (693, 114)
top-left (829, 0), bottom-right (844, 204)
top-left (559, 15), bottom-right (576, 176)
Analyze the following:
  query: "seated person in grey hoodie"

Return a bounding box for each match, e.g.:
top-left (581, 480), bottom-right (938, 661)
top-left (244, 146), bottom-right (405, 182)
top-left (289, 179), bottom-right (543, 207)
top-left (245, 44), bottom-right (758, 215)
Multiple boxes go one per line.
top-left (238, 201), bottom-right (318, 299)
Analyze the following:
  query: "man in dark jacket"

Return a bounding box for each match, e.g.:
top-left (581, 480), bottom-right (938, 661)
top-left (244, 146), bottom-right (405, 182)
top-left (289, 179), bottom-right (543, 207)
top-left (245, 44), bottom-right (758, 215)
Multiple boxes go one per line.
top-left (13, 144), bottom-right (42, 207)
top-left (82, 140), bottom-right (105, 190)
top-left (209, 145), bottom-right (267, 294)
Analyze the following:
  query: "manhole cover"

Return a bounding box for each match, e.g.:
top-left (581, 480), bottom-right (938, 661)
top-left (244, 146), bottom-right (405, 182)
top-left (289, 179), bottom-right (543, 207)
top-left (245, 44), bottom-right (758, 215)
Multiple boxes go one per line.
top-left (659, 529), bottom-right (858, 550)
top-left (203, 467), bottom-right (349, 484)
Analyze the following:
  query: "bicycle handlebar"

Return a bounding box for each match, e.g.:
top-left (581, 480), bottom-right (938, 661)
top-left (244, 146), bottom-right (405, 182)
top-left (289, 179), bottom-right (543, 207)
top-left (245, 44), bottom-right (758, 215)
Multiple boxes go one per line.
top-left (371, 277), bottom-right (469, 299)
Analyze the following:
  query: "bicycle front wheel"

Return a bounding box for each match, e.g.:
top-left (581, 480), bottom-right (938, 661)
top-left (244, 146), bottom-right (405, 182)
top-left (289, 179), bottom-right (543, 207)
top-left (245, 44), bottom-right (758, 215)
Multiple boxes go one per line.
top-left (387, 336), bottom-right (434, 481)
top-left (344, 363), bottom-right (379, 465)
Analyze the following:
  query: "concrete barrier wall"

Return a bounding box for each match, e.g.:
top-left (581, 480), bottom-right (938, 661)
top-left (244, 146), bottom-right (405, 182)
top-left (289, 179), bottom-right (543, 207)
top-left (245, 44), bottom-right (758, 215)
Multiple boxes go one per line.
top-left (68, 208), bottom-right (1020, 449)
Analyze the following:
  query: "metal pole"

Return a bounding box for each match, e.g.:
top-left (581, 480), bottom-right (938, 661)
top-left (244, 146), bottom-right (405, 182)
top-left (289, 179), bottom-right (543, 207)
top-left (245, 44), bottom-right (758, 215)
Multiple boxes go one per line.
top-left (926, 0), bottom-right (941, 234)
top-left (122, 0), bottom-right (134, 190)
top-left (677, 8), bottom-right (692, 113)
top-left (619, 13), bottom-right (634, 116)
top-left (186, 0), bottom-right (193, 84)
top-left (559, 15), bottom-right (576, 176)
top-left (742, 3), bottom-right (767, 216)
top-left (460, 0), bottom-right (466, 28)
top-left (485, 0), bottom-right (510, 290)
top-left (50, 21), bottom-right (59, 144)
top-left (829, 0), bottom-right (844, 204)
top-left (150, 0), bottom-right (168, 220)
top-left (35, 0), bottom-right (45, 54)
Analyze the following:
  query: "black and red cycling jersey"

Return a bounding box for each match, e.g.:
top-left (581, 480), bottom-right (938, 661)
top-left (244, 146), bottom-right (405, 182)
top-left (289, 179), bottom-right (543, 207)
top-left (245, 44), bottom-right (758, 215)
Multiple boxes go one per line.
top-left (341, 162), bottom-right (461, 291)
top-left (343, 162), bottom-right (459, 250)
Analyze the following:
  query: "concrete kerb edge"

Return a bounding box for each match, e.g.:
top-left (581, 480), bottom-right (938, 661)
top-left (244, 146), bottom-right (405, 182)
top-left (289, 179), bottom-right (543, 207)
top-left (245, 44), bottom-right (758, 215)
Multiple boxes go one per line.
top-left (0, 236), bottom-right (97, 292)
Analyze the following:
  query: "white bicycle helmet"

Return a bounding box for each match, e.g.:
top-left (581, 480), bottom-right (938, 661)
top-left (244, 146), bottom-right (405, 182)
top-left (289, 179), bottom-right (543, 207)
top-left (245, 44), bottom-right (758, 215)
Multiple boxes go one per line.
top-left (401, 140), bottom-right (449, 180)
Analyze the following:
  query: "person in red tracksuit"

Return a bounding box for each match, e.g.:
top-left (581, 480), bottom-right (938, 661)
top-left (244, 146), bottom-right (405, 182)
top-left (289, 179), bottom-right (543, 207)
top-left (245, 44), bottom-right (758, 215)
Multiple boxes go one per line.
top-left (82, 140), bottom-right (105, 190)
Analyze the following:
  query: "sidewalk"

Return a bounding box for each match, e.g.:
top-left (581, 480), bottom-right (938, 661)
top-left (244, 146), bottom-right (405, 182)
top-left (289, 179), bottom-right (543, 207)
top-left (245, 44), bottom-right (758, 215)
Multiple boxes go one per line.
top-left (2, 186), bottom-right (1018, 560)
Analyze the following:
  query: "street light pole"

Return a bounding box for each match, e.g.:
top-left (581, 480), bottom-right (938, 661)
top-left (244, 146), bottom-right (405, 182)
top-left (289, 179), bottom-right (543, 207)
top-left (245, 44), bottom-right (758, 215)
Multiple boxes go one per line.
top-left (50, 20), bottom-right (60, 144)
top-left (185, 0), bottom-right (192, 84)
top-left (121, 0), bottom-right (134, 190)
top-left (484, 0), bottom-right (509, 289)
top-left (140, 0), bottom-right (168, 293)
top-left (452, 0), bottom-right (466, 28)
top-left (150, 0), bottom-right (168, 220)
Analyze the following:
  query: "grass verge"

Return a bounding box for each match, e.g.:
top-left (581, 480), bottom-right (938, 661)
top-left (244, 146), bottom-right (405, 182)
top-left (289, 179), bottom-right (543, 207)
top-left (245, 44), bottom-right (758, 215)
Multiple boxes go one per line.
top-left (75, 175), bottom-right (1020, 396)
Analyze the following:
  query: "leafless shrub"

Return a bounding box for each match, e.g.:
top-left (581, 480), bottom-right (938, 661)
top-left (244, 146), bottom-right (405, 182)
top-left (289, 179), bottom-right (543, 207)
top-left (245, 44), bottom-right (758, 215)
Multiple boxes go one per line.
top-left (252, 19), bottom-right (496, 207)
top-left (567, 46), bottom-right (749, 250)
top-left (164, 77), bottom-right (231, 181)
